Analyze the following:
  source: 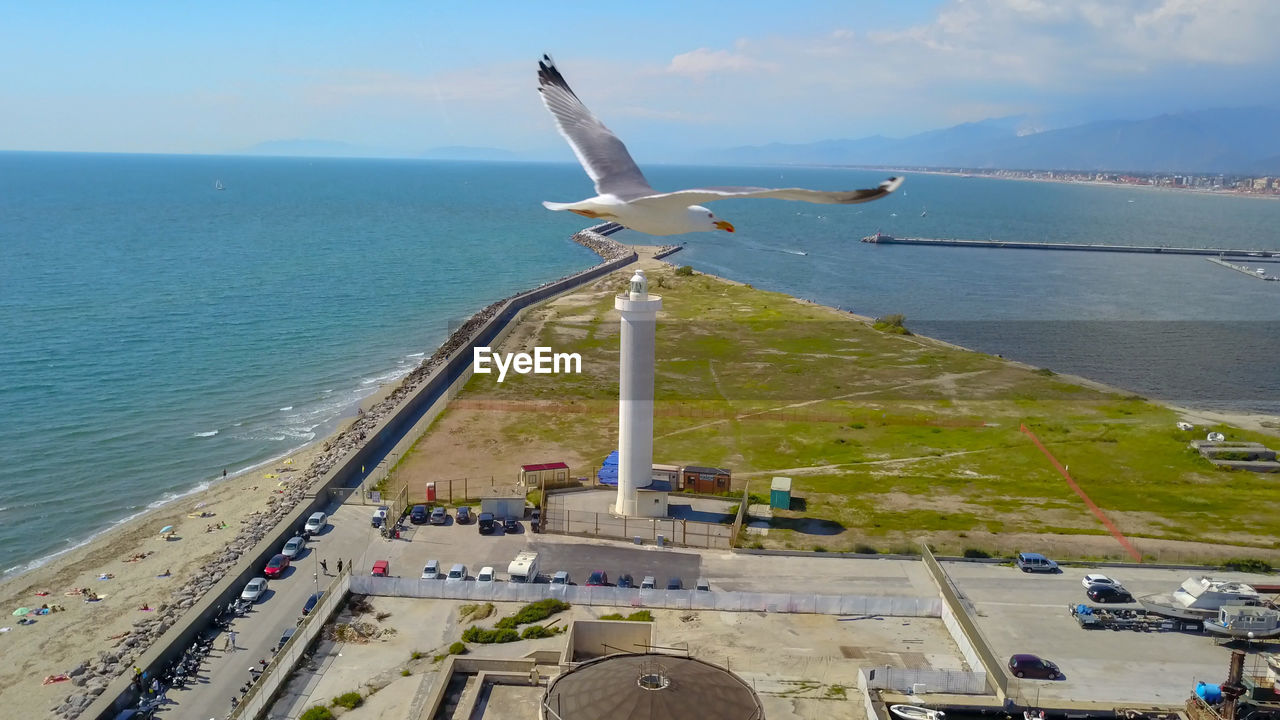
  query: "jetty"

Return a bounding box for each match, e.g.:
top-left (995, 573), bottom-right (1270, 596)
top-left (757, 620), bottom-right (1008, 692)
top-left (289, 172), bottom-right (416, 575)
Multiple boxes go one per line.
top-left (860, 232), bottom-right (1280, 259)
top-left (1206, 257), bottom-right (1278, 281)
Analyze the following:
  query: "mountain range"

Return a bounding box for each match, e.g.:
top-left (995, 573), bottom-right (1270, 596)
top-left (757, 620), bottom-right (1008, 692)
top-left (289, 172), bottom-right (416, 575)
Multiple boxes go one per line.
top-left (710, 108), bottom-right (1280, 175)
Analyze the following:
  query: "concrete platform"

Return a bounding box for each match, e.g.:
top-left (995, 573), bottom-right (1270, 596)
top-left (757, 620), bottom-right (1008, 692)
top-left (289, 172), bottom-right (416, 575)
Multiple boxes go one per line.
top-left (941, 560), bottom-right (1280, 705)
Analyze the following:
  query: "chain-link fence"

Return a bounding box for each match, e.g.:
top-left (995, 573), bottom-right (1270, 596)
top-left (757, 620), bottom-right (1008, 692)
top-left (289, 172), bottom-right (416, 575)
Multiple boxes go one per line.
top-left (349, 575), bottom-right (942, 617)
top-left (861, 666), bottom-right (989, 694)
top-left (228, 568), bottom-right (352, 720)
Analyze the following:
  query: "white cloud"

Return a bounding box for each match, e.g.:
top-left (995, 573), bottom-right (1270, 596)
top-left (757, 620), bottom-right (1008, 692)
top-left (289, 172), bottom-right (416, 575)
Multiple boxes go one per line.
top-left (666, 48), bottom-right (777, 79)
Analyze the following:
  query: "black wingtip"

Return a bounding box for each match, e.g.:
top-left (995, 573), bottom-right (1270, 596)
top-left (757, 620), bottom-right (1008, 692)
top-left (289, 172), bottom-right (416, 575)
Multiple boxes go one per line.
top-left (537, 53), bottom-right (577, 99)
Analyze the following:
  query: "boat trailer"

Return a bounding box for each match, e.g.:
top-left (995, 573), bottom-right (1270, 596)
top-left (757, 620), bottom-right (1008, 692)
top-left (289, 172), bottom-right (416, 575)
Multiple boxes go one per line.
top-left (1070, 604), bottom-right (1204, 632)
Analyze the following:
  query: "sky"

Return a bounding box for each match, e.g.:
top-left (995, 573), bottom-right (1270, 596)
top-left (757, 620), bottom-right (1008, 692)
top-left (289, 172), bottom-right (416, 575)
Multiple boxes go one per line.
top-left (2, 0), bottom-right (1279, 161)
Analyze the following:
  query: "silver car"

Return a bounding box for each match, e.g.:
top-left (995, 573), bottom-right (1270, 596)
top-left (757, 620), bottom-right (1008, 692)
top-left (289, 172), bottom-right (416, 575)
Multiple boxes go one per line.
top-left (240, 577), bottom-right (268, 603)
top-left (281, 536), bottom-right (306, 560)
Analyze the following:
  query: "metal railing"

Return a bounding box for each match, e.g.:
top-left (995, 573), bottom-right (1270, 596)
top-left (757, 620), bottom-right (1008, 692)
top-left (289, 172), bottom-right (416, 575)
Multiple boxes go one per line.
top-left (229, 569), bottom-right (352, 720)
top-left (350, 576), bottom-right (942, 617)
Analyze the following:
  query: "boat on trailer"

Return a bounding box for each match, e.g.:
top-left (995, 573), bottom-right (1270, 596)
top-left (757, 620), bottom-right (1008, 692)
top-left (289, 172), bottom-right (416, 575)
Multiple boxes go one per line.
top-left (890, 705), bottom-right (945, 720)
top-left (1203, 605), bottom-right (1280, 639)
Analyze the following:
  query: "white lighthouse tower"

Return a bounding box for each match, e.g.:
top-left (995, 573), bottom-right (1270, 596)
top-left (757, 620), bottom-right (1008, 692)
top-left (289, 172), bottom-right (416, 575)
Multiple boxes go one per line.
top-left (614, 269), bottom-right (662, 516)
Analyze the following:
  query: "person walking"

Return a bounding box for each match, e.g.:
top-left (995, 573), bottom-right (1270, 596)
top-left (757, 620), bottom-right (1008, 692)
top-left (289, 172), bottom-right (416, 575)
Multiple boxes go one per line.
top-left (337, 559), bottom-right (343, 574)
top-left (320, 559), bottom-right (328, 574)
top-left (228, 630), bottom-right (238, 652)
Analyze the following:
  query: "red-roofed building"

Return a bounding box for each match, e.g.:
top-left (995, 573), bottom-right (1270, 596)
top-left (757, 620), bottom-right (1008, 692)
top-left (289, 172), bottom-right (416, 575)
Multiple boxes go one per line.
top-left (519, 462), bottom-right (570, 487)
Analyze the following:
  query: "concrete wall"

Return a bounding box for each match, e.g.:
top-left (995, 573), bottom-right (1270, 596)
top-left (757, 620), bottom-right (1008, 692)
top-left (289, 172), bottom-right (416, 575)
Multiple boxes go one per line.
top-left (920, 544), bottom-right (1007, 698)
top-left (635, 489), bottom-right (669, 517)
top-left (85, 249), bottom-right (639, 720)
top-left (566, 620), bottom-right (655, 661)
top-left (482, 497), bottom-right (526, 519)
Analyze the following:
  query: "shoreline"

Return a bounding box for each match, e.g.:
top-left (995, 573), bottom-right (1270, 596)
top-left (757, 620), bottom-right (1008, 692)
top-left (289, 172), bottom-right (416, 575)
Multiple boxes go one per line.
top-left (0, 230), bottom-right (640, 720)
top-left (893, 167), bottom-right (1280, 201)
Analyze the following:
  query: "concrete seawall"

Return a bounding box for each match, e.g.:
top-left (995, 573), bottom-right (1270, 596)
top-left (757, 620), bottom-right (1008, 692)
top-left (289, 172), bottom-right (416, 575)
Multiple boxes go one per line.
top-left (85, 231), bottom-right (642, 719)
top-left (863, 235), bottom-right (1280, 258)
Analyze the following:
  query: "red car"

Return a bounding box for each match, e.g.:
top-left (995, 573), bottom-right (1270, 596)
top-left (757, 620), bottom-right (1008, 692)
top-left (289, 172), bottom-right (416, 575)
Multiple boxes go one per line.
top-left (264, 553), bottom-right (290, 578)
top-left (371, 560), bottom-right (390, 577)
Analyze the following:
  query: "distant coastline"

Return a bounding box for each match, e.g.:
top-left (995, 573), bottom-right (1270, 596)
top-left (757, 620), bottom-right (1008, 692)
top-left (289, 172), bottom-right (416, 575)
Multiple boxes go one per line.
top-left (862, 165), bottom-right (1280, 200)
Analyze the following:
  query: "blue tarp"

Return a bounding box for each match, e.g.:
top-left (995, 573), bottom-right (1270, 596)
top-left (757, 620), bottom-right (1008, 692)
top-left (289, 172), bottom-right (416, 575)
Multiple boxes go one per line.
top-left (597, 451), bottom-right (619, 485)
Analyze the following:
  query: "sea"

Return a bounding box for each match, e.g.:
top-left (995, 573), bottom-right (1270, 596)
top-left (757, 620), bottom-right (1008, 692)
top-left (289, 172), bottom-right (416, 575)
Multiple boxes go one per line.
top-left (1, 153), bottom-right (1278, 580)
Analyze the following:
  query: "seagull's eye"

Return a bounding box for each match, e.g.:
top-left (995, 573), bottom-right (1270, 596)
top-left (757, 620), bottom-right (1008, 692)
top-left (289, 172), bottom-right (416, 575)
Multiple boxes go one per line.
top-left (707, 213), bottom-right (713, 218)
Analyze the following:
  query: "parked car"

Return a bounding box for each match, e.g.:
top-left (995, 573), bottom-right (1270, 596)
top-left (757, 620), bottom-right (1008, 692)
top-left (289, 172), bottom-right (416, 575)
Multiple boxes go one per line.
top-left (241, 577), bottom-right (268, 603)
top-left (1081, 573), bottom-right (1121, 590)
top-left (478, 512), bottom-right (496, 534)
top-left (303, 512), bottom-right (327, 536)
top-left (586, 571), bottom-right (610, 586)
top-left (430, 506), bottom-right (448, 525)
top-left (666, 577), bottom-right (683, 590)
top-left (276, 627), bottom-right (296, 652)
top-left (446, 563), bottom-right (467, 583)
top-left (264, 553), bottom-right (290, 578)
top-left (695, 578), bottom-right (711, 592)
top-left (640, 576), bottom-right (656, 590)
top-left (456, 506), bottom-right (472, 524)
top-left (1015, 552), bottom-right (1060, 573)
top-left (421, 560), bottom-right (441, 580)
top-left (476, 566), bottom-right (496, 584)
top-left (1008, 654), bottom-right (1061, 679)
top-left (551, 570), bottom-right (571, 587)
top-left (503, 516), bottom-right (520, 533)
top-left (281, 536), bottom-right (306, 560)
top-left (302, 591), bottom-right (323, 616)
top-left (371, 560), bottom-right (389, 577)
top-left (409, 505), bottom-right (429, 525)
top-left (1086, 584), bottom-right (1134, 603)
top-left (371, 506), bottom-right (388, 528)
top-left (616, 574), bottom-right (635, 589)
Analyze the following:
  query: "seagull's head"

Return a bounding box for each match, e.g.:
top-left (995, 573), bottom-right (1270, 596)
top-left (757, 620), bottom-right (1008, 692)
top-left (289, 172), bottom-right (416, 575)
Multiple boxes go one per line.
top-left (689, 205), bottom-right (734, 233)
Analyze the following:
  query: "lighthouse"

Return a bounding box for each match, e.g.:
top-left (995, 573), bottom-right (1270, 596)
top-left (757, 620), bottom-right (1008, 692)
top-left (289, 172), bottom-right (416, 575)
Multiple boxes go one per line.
top-left (614, 269), bottom-right (661, 516)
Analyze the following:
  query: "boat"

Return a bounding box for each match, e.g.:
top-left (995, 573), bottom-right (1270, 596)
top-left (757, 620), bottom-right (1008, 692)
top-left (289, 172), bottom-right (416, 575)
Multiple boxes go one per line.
top-left (215, 180), bottom-right (224, 191)
top-left (861, 231), bottom-right (894, 243)
top-left (1139, 577), bottom-right (1263, 620)
top-left (1204, 605), bottom-right (1280, 639)
top-left (890, 705), bottom-right (945, 720)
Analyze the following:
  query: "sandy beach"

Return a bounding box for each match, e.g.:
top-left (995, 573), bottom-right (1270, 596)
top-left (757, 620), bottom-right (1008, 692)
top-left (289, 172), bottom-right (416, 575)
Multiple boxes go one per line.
top-left (0, 421), bottom-right (347, 717)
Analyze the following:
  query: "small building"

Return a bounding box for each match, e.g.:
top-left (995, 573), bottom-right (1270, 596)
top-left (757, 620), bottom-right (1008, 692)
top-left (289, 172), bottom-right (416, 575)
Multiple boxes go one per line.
top-left (479, 485), bottom-right (527, 519)
top-left (519, 461), bottom-right (570, 487)
top-left (636, 480), bottom-right (673, 518)
top-left (681, 465), bottom-right (731, 494)
top-left (770, 477), bottom-right (792, 510)
top-left (652, 463), bottom-right (680, 485)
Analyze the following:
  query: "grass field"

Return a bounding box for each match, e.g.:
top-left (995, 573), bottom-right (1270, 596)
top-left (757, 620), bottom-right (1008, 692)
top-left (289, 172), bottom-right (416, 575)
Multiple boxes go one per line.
top-left (390, 259), bottom-right (1280, 563)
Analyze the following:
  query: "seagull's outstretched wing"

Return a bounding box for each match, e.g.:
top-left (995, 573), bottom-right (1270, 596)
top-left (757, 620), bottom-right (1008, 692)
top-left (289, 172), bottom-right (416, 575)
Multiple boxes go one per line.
top-left (537, 55), bottom-right (654, 200)
top-left (630, 176), bottom-right (903, 208)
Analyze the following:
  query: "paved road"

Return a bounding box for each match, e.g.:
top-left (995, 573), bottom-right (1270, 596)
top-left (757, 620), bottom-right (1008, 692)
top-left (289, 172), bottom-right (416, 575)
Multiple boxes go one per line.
top-left (158, 502), bottom-right (371, 719)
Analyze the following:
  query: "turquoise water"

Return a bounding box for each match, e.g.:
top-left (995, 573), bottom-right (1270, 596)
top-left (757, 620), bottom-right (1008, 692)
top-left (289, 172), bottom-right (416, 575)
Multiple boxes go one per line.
top-left (2, 154), bottom-right (1279, 579)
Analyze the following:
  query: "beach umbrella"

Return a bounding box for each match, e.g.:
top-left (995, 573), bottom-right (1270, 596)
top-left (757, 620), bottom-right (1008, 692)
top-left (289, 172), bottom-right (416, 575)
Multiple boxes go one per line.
top-left (158, 525), bottom-right (174, 535)
top-left (12, 608), bottom-right (30, 616)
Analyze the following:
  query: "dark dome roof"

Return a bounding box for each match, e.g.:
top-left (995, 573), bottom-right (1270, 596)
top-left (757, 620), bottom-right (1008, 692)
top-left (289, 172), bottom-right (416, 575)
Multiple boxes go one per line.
top-left (542, 654), bottom-right (764, 720)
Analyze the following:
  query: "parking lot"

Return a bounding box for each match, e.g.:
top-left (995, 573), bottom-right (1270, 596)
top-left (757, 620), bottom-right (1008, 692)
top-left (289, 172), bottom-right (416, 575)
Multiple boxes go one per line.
top-left (942, 560), bottom-right (1279, 704)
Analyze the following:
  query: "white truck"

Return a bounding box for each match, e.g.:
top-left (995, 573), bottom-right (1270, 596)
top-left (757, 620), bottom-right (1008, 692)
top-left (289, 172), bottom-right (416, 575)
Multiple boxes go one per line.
top-left (507, 551), bottom-right (539, 583)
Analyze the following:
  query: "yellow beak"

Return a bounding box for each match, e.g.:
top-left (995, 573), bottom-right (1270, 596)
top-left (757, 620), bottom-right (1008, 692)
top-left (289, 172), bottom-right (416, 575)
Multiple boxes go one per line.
top-left (713, 220), bottom-right (735, 233)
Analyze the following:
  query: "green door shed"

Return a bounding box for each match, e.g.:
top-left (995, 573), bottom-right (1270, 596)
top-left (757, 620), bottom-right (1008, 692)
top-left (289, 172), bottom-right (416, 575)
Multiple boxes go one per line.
top-left (770, 477), bottom-right (792, 510)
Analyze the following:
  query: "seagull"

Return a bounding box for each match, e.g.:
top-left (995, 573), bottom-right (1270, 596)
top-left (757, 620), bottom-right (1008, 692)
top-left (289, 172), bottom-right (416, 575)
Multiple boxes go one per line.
top-left (536, 55), bottom-right (902, 236)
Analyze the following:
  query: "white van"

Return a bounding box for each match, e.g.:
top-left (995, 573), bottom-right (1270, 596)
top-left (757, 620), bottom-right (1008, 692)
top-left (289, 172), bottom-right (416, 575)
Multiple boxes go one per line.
top-left (303, 512), bottom-right (327, 536)
top-left (446, 563), bottom-right (467, 583)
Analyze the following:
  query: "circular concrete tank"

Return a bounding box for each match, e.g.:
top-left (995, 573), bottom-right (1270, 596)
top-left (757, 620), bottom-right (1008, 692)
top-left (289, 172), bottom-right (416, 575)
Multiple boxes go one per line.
top-left (541, 653), bottom-right (764, 720)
